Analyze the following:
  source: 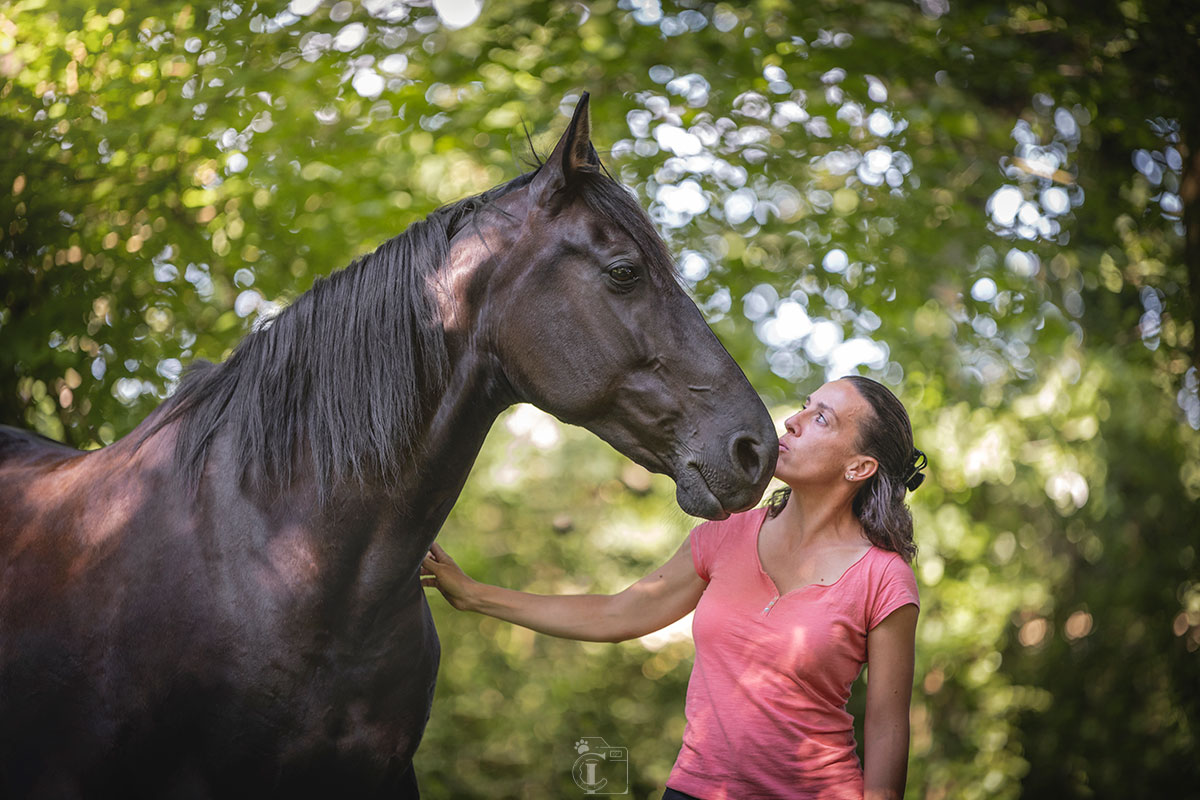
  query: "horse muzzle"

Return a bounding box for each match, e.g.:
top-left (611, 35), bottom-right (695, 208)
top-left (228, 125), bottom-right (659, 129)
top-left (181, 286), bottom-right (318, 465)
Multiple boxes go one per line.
top-left (671, 428), bottom-right (778, 520)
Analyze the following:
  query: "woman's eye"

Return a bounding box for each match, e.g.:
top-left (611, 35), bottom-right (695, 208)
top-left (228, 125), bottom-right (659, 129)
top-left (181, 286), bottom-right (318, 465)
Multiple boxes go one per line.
top-left (817, 413), bottom-right (826, 425)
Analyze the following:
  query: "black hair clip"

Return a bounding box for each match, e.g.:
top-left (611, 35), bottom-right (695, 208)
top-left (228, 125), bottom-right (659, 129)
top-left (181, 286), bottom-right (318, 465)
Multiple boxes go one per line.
top-left (904, 448), bottom-right (927, 492)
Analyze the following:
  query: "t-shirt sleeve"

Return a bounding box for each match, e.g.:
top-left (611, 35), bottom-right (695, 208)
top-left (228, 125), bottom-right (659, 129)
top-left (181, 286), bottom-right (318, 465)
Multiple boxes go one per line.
top-left (688, 515), bottom-right (739, 582)
top-left (689, 520), bottom-right (719, 582)
top-left (689, 508), bottom-right (764, 582)
top-left (867, 553), bottom-right (920, 630)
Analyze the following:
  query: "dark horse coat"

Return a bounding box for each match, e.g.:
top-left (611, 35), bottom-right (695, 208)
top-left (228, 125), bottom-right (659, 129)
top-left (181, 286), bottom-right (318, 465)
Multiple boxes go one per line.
top-left (0, 95), bottom-right (777, 799)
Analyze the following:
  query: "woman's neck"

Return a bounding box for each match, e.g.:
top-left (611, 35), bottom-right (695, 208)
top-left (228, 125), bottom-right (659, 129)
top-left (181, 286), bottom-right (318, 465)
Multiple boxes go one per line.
top-left (774, 484), bottom-right (866, 550)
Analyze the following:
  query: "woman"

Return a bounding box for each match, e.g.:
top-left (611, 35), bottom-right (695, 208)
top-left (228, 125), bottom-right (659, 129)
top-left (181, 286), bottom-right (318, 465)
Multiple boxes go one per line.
top-left (421, 376), bottom-right (926, 800)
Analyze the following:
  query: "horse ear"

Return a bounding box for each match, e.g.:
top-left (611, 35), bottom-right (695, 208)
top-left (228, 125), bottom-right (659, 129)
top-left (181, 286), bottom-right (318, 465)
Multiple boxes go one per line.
top-left (532, 92), bottom-right (600, 202)
top-left (558, 92), bottom-right (599, 174)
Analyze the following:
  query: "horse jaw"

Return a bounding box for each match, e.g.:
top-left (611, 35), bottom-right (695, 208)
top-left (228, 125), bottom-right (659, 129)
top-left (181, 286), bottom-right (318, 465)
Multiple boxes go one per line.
top-left (579, 416), bottom-right (776, 520)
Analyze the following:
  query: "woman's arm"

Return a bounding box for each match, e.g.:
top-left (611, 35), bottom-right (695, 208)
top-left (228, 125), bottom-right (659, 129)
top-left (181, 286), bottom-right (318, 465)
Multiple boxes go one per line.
top-left (863, 603), bottom-right (919, 800)
top-left (420, 538), bottom-right (707, 643)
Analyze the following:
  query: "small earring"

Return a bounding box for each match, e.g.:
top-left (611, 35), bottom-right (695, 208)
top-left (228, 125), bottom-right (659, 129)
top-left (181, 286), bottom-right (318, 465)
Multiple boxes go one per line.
top-left (845, 472), bottom-right (853, 481)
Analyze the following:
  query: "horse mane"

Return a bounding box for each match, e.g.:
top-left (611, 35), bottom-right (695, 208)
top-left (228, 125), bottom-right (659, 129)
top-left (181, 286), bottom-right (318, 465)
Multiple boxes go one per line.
top-left (147, 172), bottom-right (536, 500)
top-left (147, 151), bottom-right (676, 501)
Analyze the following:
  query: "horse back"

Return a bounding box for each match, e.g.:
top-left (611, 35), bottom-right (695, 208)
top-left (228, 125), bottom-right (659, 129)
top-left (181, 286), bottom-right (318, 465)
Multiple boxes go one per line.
top-left (0, 424), bottom-right (82, 462)
top-left (0, 424), bottom-right (88, 564)
top-left (0, 423), bottom-right (108, 558)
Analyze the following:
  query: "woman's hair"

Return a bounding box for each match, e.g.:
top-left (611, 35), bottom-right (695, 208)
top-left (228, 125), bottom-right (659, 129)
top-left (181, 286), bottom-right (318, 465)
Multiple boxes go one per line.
top-left (766, 376), bottom-right (924, 562)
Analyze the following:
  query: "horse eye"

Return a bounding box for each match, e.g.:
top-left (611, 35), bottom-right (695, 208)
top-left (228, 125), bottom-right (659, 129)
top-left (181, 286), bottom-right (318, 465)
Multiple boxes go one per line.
top-left (607, 264), bottom-right (638, 287)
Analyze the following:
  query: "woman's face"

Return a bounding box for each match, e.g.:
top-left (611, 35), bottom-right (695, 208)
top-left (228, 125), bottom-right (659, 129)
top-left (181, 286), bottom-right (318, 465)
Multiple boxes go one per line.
top-left (775, 380), bottom-right (874, 487)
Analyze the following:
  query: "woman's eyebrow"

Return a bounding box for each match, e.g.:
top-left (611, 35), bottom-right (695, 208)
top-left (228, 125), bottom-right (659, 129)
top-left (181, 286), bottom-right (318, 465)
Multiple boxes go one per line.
top-left (816, 401), bottom-right (839, 422)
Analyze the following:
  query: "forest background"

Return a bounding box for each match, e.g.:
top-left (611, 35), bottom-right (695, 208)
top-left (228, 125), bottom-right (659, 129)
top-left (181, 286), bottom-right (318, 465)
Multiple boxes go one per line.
top-left (2, 0), bottom-right (1198, 797)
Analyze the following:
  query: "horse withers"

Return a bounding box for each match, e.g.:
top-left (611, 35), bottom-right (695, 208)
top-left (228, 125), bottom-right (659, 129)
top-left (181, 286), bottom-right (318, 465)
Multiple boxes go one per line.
top-left (0, 94), bottom-right (777, 798)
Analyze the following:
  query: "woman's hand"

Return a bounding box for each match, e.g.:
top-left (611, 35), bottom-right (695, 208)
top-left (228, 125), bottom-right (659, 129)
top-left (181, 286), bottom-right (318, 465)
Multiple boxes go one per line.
top-left (420, 541), bottom-right (480, 611)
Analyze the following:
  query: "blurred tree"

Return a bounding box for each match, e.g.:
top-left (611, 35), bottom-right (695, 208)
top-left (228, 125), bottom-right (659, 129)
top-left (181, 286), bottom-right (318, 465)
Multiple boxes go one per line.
top-left (1, 0), bottom-right (1197, 797)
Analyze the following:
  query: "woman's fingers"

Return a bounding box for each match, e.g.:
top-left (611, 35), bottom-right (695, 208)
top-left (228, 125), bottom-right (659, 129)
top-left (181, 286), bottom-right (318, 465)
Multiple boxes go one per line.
top-left (420, 542), bottom-right (475, 611)
top-left (424, 542), bottom-right (461, 576)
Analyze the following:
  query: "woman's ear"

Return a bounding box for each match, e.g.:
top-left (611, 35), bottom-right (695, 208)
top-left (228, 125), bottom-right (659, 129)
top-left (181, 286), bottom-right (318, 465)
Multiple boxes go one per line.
top-left (844, 455), bottom-right (879, 483)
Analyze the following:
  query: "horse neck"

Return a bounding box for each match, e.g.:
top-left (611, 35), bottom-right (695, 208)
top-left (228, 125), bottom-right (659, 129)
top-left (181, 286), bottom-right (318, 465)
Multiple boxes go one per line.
top-left (187, 208), bottom-right (516, 622)
top-left (387, 346), bottom-right (510, 535)
top-left (280, 343), bottom-right (508, 629)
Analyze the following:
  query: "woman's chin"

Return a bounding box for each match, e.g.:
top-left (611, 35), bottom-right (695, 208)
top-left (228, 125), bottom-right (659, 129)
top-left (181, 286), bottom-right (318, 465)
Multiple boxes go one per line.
top-left (772, 470), bottom-right (826, 491)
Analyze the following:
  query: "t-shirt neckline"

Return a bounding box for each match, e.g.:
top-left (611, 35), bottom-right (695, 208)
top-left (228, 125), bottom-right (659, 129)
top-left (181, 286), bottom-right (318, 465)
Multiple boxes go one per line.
top-left (752, 507), bottom-right (876, 600)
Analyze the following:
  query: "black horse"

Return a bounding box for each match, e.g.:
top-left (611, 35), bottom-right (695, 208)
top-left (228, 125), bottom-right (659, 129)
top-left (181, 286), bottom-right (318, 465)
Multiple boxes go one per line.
top-left (0, 95), bottom-right (776, 798)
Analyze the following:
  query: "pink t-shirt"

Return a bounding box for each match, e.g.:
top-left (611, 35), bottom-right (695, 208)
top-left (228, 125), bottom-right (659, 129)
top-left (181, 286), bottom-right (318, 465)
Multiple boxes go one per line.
top-left (667, 507), bottom-right (919, 800)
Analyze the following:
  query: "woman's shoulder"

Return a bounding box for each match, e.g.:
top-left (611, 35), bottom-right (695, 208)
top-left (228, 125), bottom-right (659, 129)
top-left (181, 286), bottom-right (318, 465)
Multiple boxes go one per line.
top-left (694, 505), bottom-right (769, 546)
top-left (691, 505), bottom-right (769, 536)
top-left (689, 506), bottom-right (768, 572)
top-left (859, 546), bottom-right (920, 613)
top-left (866, 544), bottom-right (912, 566)
top-left (861, 546), bottom-right (917, 579)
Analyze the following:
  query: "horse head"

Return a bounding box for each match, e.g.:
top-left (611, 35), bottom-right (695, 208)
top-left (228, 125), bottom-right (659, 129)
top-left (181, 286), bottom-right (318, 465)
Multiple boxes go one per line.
top-left (439, 94), bottom-right (777, 519)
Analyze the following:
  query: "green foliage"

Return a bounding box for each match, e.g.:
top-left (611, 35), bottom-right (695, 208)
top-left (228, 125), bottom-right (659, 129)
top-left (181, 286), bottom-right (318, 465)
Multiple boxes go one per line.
top-left (2, 0), bottom-right (1198, 797)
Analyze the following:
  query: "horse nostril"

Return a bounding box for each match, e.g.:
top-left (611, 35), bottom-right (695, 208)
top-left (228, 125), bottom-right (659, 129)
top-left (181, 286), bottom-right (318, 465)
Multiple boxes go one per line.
top-left (731, 435), bottom-right (763, 480)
